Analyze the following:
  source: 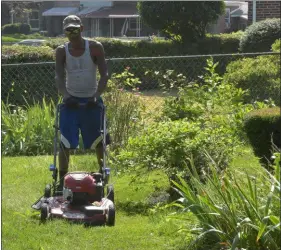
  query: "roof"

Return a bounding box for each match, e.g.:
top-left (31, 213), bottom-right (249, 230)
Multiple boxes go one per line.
top-left (79, 5), bottom-right (139, 18)
top-left (225, 1), bottom-right (247, 7)
top-left (77, 6), bottom-right (102, 16)
top-left (230, 3), bottom-right (248, 17)
top-left (42, 7), bottom-right (79, 17)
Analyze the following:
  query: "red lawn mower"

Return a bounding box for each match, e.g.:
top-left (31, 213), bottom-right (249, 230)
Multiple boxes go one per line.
top-left (32, 103), bottom-right (115, 226)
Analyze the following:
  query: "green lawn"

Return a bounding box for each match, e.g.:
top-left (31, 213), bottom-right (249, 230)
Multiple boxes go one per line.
top-left (2, 146), bottom-right (267, 250)
top-left (1, 155), bottom-right (193, 250)
top-left (2, 33), bottom-right (46, 43)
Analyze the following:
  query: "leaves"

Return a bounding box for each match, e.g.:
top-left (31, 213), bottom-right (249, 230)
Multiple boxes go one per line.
top-left (137, 1), bottom-right (225, 43)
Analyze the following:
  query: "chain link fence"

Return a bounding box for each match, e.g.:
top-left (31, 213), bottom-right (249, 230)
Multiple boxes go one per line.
top-left (2, 52), bottom-right (279, 112)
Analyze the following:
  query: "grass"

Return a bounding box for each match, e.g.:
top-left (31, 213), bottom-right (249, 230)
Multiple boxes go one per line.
top-left (2, 132), bottom-right (276, 250)
top-left (2, 154), bottom-right (192, 250)
top-left (137, 89), bottom-right (178, 123)
top-left (2, 33), bottom-right (46, 43)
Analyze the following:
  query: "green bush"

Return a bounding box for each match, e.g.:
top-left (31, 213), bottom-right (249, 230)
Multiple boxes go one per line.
top-left (1, 45), bottom-right (54, 64)
top-left (162, 58), bottom-right (259, 140)
top-left (104, 69), bottom-right (144, 150)
top-left (115, 118), bottom-right (240, 185)
top-left (2, 23), bottom-right (31, 35)
top-left (239, 18), bottom-right (281, 52)
top-left (1, 99), bottom-right (56, 156)
top-left (272, 39), bottom-right (280, 52)
top-left (198, 31), bottom-right (244, 54)
top-left (115, 59), bottom-right (247, 184)
top-left (18, 23), bottom-right (31, 35)
top-left (243, 107), bottom-right (281, 166)
top-left (0, 32), bottom-right (241, 62)
top-left (223, 54), bottom-right (280, 105)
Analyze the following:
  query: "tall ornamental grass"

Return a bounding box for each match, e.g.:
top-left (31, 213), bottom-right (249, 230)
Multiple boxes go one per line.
top-left (168, 152), bottom-right (280, 250)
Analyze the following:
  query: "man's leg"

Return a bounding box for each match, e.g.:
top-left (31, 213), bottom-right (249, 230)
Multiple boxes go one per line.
top-left (58, 103), bottom-right (79, 189)
top-left (96, 143), bottom-right (104, 173)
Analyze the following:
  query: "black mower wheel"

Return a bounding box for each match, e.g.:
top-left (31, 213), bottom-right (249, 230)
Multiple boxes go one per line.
top-left (44, 184), bottom-right (51, 198)
top-left (40, 203), bottom-right (49, 221)
top-left (107, 185), bottom-right (114, 203)
top-left (106, 204), bottom-right (115, 226)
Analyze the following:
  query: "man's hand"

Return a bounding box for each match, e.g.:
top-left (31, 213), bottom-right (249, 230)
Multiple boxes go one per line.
top-left (63, 92), bottom-right (72, 102)
top-left (88, 92), bottom-right (100, 104)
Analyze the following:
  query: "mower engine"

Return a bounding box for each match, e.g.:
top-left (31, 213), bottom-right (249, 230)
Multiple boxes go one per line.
top-left (63, 172), bottom-right (103, 205)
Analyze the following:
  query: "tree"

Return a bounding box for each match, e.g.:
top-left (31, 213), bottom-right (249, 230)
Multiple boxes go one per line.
top-left (1, 1), bottom-right (39, 24)
top-left (137, 1), bottom-right (225, 43)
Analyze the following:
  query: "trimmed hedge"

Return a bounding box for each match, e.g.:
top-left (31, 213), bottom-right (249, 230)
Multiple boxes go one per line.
top-left (239, 18), bottom-right (281, 53)
top-left (244, 107), bottom-right (281, 166)
top-left (1, 45), bottom-right (54, 64)
top-left (2, 32), bottom-right (243, 64)
top-left (2, 23), bottom-right (31, 35)
top-left (223, 53), bottom-right (280, 105)
top-left (44, 33), bottom-right (243, 57)
top-left (272, 39), bottom-right (280, 52)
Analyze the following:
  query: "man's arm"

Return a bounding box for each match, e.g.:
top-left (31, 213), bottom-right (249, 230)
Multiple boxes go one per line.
top-left (55, 46), bottom-right (69, 99)
top-left (90, 41), bottom-right (109, 97)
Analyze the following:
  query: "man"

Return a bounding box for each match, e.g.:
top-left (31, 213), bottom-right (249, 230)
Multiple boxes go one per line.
top-left (55, 15), bottom-right (109, 188)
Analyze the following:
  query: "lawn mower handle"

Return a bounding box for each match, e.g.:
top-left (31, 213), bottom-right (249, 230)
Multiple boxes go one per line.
top-left (50, 103), bottom-right (109, 184)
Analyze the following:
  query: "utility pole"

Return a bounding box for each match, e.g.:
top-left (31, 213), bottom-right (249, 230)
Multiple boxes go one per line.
top-left (253, 0), bottom-right (257, 23)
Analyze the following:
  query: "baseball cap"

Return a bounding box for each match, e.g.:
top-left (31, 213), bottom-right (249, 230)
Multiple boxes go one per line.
top-left (63, 15), bottom-right (82, 30)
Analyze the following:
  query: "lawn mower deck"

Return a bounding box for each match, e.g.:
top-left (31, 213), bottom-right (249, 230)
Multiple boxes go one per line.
top-left (36, 194), bottom-right (114, 226)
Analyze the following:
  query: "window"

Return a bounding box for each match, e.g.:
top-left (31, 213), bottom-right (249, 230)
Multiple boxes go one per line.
top-left (225, 8), bottom-right (231, 27)
top-left (29, 10), bottom-right (39, 30)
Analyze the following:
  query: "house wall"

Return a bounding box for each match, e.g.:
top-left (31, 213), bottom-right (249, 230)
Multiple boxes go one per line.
top-left (207, 5), bottom-right (240, 34)
top-left (39, 1), bottom-right (56, 32)
top-left (113, 18), bottom-right (124, 36)
top-left (247, 1), bottom-right (280, 24)
top-left (44, 1), bottom-right (80, 36)
top-left (46, 16), bottom-right (65, 37)
top-left (231, 17), bottom-right (247, 32)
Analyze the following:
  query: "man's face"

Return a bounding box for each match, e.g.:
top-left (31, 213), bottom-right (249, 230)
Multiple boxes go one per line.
top-left (64, 27), bottom-right (81, 40)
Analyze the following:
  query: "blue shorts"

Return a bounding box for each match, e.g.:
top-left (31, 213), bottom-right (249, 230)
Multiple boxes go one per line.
top-left (59, 97), bottom-right (109, 149)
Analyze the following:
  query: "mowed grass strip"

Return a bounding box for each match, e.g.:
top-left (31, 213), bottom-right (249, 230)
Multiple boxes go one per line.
top-left (2, 155), bottom-right (192, 250)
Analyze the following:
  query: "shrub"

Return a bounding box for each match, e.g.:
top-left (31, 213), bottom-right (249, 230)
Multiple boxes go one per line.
top-left (198, 31), bottom-right (244, 54)
top-left (243, 107), bottom-right (281, 167)
top-left (115, 118), bottom-right (240, 185)
top-left (169, 155), bottom-right (280, 249)
top-left (18, 23), bottom-right (31, 35)
top-left (239, 18), bottom-right (281, 52)
top-left (115, 59), bottom-right (246, 184)
top-left (272, 39), bottom-right (280, 52)
top-left (162, 58), bottom-right (255, 140)
top-left (2, 23), bottom-right (31, 35)
top-left (1, 45), bottom-right (54, 64)
top-left (0, 32), bottom-right (241, 61)
top-left (223, 54), bottom-right (280, 105)
top-left (1, 99), bottom-right (56, 156)
top-left (104, 69), bottom-right (144, 150)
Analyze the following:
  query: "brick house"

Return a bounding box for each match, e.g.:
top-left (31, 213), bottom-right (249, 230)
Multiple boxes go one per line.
top-left (247, 1), bottom-right (280, 24)
top-left (41, 1), bottom-right (155, 37)
top-left (207, 1), bottom-right (248, 34)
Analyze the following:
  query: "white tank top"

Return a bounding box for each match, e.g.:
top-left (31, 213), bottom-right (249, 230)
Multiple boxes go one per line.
top-left (65, 40), bottom-right (97, 98)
